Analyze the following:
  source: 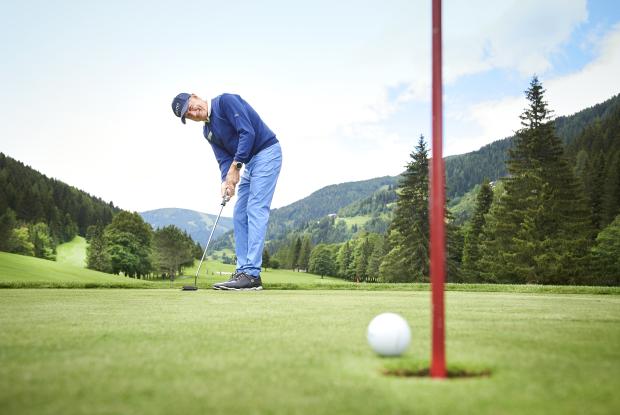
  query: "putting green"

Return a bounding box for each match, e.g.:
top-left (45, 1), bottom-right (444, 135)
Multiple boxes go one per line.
top-left (0, 289), bottom-right (618, 414)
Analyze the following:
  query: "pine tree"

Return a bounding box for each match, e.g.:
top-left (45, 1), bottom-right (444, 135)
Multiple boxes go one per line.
top-left (366, 235), bottom-right (387, 282)
top-left (287, 237), bottom-right (302, 270)
top-left (350, 234), bottom-right (374, 282)
top-left (0, 208), bottom-right (17, 252)
top-left (336, 241), bottom-right (353, 279)
top-left (479, 77), bottom-right (593, 284)
top-left (262, 247), bottom-right (271, 271)
top-left (591, 214), bottom-right (620, 285)
top-left (602, 151), bottom-right (620, 225)
top-left (298, 236), bottom-right (312, 271)
top-left (381, 135), bottom-right (430, 282)
top-left (462, 179), bottom-right (493, 280)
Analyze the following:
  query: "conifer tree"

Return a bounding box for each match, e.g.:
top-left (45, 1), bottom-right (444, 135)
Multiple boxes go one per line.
top-left (462, 179), bottom-right (493, 280)
top-left (479, 77), bottom-right (592, 284)
top-left (298, 236), bottom-right (313, 271)
top-left (591, 214), bottom-right (620, 285)
top-left (262, 247), bottom-right (271, 271)
top-left (366, 235), bottom-right (388, 282)
top-left (288, 237), bottom-right (302, 270)
top-left (350, 234), bottom-right (374, 282)
top-left (0, 208), bottom-right (17, 252)
top-left (602, 151), bottom-right (620, 225)
top-left (381, 135), bottom-right (430, 282)
top-left (336, 241), bottom-right (353, 279)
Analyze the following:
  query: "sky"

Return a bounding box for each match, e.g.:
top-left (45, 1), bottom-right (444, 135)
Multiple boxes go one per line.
top-left (1, 0), bottom-right (619, 215)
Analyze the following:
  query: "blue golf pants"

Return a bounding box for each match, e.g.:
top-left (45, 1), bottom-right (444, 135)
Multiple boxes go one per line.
top-left (234, 142), bottom-right (282, 277)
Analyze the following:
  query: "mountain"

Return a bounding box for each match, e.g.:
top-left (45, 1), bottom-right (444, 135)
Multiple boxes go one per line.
top-left (266, 176), bottom-right (399, 240)
top-left (445, 93), bottom-right (620, 199)
top-left (0, 153), bottom-right (119, 244)
top-left (139, 208), bottom-right (233, 246)
top-left (210, 176), bottom-right (399, 251)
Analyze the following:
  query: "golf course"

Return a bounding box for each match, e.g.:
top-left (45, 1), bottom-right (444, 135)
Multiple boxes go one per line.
top-left (1, 251), bottom-right (619, 415)
top-left (3, 1), bottom-right (620, 414)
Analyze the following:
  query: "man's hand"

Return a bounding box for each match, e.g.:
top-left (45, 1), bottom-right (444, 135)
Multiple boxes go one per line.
top-left (224, 163), bottom-right (241, 197)
top-left (221, 181), bottom-right (232, 199)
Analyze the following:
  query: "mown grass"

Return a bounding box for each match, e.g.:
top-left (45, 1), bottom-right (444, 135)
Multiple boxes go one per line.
top-left (1, 252), bottom-right (619, 294)
top-left (0, 252), bottom-right (152, 288)
top-left (55, 236), bottom-right (87, 268)
top-left (0, 289), bottom-right (618, 415)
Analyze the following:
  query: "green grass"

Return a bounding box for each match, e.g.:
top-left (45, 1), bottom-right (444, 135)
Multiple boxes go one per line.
top-left (175, 259), bottom-right (347, 288)
top-left (340, 215), bottom-right (371, 228)
top-left (2, 252), bottom-right (619, 294)
top-left (56, 236), bottom-right (87, 268)
top-left (0, 289), bottom-right (618, 414)
top-left (0, 252), bottom-right (152, 288)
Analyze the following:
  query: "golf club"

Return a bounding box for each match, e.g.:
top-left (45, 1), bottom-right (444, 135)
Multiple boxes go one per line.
top-left (182, 194), bottom-right (229, 291)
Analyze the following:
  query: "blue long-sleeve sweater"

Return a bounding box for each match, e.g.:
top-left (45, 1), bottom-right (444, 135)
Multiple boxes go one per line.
top-left (203, 94), bottom-right (278, 181)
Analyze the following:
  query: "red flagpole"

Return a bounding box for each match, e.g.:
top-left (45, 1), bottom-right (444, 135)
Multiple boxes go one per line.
top-left (430, 0), bottom-right (446, 378)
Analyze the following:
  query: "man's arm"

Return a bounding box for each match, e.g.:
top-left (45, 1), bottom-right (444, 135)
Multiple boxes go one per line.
top-left (220, 94), bottom-right (256, 164)
top-left (209, 142), bottom-right (233, 183)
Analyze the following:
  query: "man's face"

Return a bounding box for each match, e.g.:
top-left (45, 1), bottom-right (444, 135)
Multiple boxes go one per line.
top-left (185, 95), bottom-right (209, 122)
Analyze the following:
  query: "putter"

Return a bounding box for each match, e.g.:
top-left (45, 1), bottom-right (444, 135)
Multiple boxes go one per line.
top-left (182, 194), bottom-right (229, 291)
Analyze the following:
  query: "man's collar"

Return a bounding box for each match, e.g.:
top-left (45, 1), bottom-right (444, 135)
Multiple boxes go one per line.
top-left (205, 95), bottom-right (213, 124)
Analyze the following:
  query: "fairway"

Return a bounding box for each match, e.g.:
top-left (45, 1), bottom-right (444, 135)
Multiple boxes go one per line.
top-left (56, 236), bottom-right (87, 268)
top-left (1, 290), bottom-right (618, 415)
top-left (0, 252), bottom-right (152, 288)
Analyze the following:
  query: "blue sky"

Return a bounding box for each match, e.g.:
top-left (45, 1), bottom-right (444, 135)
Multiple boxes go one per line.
top-left (1, 0), bottom-right (619, 213)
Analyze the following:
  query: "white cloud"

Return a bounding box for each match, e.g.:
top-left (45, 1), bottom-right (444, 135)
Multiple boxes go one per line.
top-left (447, 22), bottom-right (620, 156)
top-left (0, 0), bottom-right (611, 214)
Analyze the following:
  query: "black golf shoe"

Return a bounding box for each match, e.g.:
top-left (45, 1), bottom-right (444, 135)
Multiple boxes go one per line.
top-left (213, 272), bottom-right (263, 291)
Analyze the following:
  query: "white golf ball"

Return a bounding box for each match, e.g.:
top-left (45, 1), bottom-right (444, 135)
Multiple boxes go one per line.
top-left (367, 312), bottom-right (411, 356)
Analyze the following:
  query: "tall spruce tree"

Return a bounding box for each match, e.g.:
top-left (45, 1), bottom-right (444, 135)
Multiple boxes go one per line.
top-left (479, 77), bottom-right (592, 284)
top-left (336, 241), bottom-right (353, 279)
top-left (298, 236), bottom-right (313, 271)
top-left (366, 234), bottom-right (387, 282)
top-left (380, 135), bottom-right (429, 282)
top-left (461, 179), bottom-right (493, 280)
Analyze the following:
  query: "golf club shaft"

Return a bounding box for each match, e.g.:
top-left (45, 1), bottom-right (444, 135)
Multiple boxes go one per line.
top-left (194, 197), bottom-right (228, 286)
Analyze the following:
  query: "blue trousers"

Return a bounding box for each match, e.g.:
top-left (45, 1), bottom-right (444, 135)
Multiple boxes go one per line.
top-left (234, 142), bottom-right (282, 277)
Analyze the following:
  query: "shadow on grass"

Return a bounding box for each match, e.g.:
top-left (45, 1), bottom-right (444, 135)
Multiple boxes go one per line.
top-left (382, 359), bottom-right (492, 379)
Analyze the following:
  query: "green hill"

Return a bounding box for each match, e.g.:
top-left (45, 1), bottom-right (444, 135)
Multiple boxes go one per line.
top-left (56, 236), bottom-right (88, 268)
top-left (0, 252), bottom-right (152, 288)
top-left (445, 93), bottom-right (620, 199)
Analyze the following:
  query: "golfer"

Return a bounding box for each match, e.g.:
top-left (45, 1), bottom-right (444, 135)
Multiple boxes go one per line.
top-left (171, 93), bottom-right (282, 290)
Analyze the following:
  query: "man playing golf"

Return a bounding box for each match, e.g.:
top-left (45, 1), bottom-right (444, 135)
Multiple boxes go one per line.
top-left (171, 93), bottom-right (282, 290)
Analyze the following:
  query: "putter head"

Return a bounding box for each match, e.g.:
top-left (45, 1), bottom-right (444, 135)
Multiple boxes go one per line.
top-left (182, 285), bottom-right (198, 291)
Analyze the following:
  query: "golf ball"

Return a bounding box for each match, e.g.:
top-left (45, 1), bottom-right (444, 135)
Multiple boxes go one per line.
top-left (367, 312), bottom-right (411, 356)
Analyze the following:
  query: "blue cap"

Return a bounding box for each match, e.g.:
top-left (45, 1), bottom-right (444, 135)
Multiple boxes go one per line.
top-left (171, 93), bottom-right (191, 124)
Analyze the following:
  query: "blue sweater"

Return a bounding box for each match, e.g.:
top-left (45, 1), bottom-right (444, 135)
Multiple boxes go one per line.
top-left (203, 94), bottom-right (278, 181)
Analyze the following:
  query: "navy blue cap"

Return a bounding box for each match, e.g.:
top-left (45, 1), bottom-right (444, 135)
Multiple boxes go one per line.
top-left (171, 93), bottom-right (191, 124)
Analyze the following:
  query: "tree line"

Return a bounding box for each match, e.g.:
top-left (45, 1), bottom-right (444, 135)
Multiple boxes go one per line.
top-left (273, 77), bottom-right (619, 285)
top-left (86, 211), bottom-right (203, 279)
top-left (0, 153), bottom-right (118, 258)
